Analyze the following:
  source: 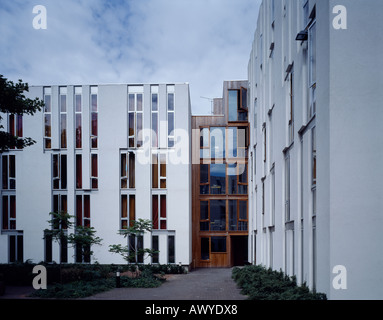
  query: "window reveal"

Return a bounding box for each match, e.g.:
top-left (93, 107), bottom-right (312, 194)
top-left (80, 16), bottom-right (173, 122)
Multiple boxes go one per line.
top-left (43, 87), bottom-right (52, 149)
top-left (75, 87), bottom-right (82, 149)
top-left (121, 194), bottom-right (135, 230)
top-left (152, 194), bottom-right (166, 230)
top-left (59, 87), bottom-right (67, 149)
top-left (128, 91), bottom-right (143, 148)
top-left (90, 86), bottom-right (98, 149)
top-left (52, 154), bottom-right (67, 190)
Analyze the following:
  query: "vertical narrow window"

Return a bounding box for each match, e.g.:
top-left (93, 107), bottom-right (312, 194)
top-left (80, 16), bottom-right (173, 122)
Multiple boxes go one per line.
top-left (229, 200), bottom-right (237, 231)
top-left (152, 154), bottom-right (158, 189)
top-left (75, 194), bottom-right (91, 263)
top-left (152, 153), bottom-right (166, 189)
top-left (2, 155), bottom-right (15, 190)
top-left (152, 195), bottom-right (158, 229)
top-left (76, 154), bottom-right (82, 189)
top-left (91, 153), bottom-right (98, 189)
top-left (75, 194), bottom-right (90, 227)
top-left (285, 154), bottom-right (291, 222)
top-left (200, 201), bottom-right (209, 231)
top-left (9, 234), bottom-right (23, 263)
top-left (151, 87), bottom-right (159, 148)
top-left (8, 114), bottom-right (23, 149)
top-left (168, 235), bottom-right (175, 264)
top-left (2, 195), bottom-right (16, 230)
top-left (2, 156), bottom-right (8, 189)
top-left (160, 195), bottom-right (167, 230)
top-left (167, 86), bottom-right (175, 148)
top-left (75, 87), bottom-right (82, 149)
top-left (129, 194), bottom-right (136, 227)
top-left (271, 167), bottom-right (275, 226)
top-left (59, 87), bottom-right (67, 149)
top-left (44, 87), bottom-right (52, 149)
top-left (152, 236), bottom-right (159, 263)
top-left (128, 152), bottom-right (135, 188)
top-left (228, 90), bottom-right (239, 122)
top-left (152, 195), bottom-right (167, 230)
top-left (312, 127), bottom-right (317, 217)
top-left (160, 154), bottom-right (167, 189)
top-left (200, 127), bottom-right (210, 159)
top-left (53, 154), bottom-right (67, 190)
top-left (200, 164), bottom-right (209, 195)
top-left (120, 153), bottom-right (127, 189)
top-left (312, 127), bottom-right (317, 187)
top-left (90, 86), bottom-right (98, 149)
top-left (309, 20), bottom-right (317, 118)
top-left (288, 72), bottom-right (294, 144)
top-left (128, 88), bottom-right (144, 148)
top-left (121, 194), bottom-right (128, 229)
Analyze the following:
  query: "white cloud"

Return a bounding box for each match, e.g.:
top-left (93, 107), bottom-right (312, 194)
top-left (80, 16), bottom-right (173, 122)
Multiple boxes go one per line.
top-left (0, 0), bottom-right (261, 114)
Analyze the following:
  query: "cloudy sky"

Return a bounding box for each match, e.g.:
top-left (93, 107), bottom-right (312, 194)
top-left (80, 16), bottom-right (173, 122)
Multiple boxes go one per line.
top-left (0, 0), bottom-right (261, 114)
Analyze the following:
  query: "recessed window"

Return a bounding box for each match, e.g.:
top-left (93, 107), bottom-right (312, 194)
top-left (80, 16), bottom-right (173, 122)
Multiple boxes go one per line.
top-left (75, 87), bottom-right (82, 149)
top-left (228, 89), bottom-right (248, 122)
top-left (2, 195), bottom-right (16, 230)
top-left (128, 88), bottom-right (144, 148)
top-left (91, 154), bottom-right (98, 189)
top-left (121, 194), bottom-right (135, 230)
top-left (120, 151), bottom-right (136, 189)
top-left (2, 155), bottom-right (16, 190)
top-left (167, 86), bottom-right (175, 148)
top-left (152, 194), bottom-right (166, 230)
top-left (53, 154), bottom-right (67, 190)
top-left (90, 86), bottom-right (98, 149)
top-left (43, 87), bottom-right (52, 149)
top-left (60, 87), bottom-right (67, 149)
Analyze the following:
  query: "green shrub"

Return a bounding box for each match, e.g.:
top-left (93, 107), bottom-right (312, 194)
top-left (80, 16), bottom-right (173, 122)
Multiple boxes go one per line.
top-left (232, 265), bottom-right (327, 300)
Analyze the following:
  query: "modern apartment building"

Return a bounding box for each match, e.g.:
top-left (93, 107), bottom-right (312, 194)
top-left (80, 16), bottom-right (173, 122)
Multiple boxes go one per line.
top-left (0, 83), bottom-right (192, 267)
top-left (192, 80), bottom-right (249, 268)
top-left (248, 0), bottom-right (383, 299)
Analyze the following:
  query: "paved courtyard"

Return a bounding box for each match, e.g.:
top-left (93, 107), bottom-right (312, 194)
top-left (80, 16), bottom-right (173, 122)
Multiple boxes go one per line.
top-left (84, 268), bottom-right (247, 300)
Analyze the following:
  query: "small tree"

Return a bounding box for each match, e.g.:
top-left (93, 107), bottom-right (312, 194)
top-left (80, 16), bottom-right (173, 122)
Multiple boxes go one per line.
top-left (44, 211), bottom-right (103, 282)
top-left (109, 219), bottom-right (158, 275)
top-left (0, 75), bottom-right (44, 152)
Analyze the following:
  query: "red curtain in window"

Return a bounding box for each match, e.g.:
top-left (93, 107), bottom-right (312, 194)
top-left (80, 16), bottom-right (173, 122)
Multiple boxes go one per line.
top-left (152, 195), bottom-right (158, 229)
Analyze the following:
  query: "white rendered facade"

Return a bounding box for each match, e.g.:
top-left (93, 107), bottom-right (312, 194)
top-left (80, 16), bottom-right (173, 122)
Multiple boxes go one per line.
top-left (0, 83), bottom-right (192, 267)
top-left (248, 0), bottom-right (383, 299)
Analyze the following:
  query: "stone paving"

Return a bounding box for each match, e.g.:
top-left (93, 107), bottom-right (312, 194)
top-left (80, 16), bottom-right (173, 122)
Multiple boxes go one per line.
top-left (0, 268), bottom-right (247, 300)
top-left (84, 268), bottom-right (247, 300)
